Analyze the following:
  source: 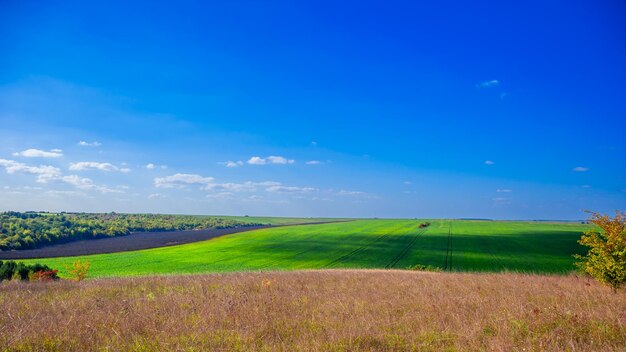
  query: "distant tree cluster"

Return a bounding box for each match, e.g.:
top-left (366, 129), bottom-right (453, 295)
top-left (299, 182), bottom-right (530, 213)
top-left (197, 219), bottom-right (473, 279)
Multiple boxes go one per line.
top-left (0, 212), bottom-right (261, 251)
top-left (0, 260), bottom-right (59, 282)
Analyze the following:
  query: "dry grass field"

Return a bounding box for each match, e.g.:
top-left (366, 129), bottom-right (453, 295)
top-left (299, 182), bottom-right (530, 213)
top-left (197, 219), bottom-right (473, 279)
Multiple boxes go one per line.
top-left (1, 270), bottom-right (624, 351)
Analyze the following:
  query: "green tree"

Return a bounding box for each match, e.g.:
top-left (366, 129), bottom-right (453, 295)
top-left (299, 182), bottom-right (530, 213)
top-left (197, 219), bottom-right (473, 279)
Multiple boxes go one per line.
top-left (575, 212), bottom-right (626, 292)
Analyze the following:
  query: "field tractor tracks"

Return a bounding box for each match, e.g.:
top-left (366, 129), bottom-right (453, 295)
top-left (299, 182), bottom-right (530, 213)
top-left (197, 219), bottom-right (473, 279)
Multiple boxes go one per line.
top-left (323, 225), bottom-right (411, 268)
top-left (256, 228), bottom-right (372, 269)
top-left (384, 228), bottom-right (427, 269)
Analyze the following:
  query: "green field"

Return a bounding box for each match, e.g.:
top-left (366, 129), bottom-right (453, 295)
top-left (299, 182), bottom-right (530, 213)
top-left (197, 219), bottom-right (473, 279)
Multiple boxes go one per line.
top-left (24, 219), bottom-right (588, 278)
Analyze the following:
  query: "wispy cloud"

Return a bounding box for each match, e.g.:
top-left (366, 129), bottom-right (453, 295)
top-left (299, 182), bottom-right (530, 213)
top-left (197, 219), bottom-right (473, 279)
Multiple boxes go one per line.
top-left (492, 197), bottom-right (511, 204)
top-left (46, 190), bottom-right (87, 197)
top-left (336, 190), bottom-right (366, 196)
top-left (477, 79), bottom-right (500, 88)
top-left (305, 160), bottom-right (321, 165)
top-left (60, 175), bottom-right (122, 193)
top-left (145, 163), bottom-right (166, 170)
top-left (69, 161), bottom-right (129, 172)
top-left (148, 193), bottom-right (166, 199)
top-left (78, 141), bottom-right (102, 147)
top-left (484, 160), bottom-right (495, 165)
top-left (497, 189), bottom-right (512, 193)
top-left (573, 166), bottom-right (589, 172)
top-left (247, 155), bottom-right (295, 165)
top-left (154, 174), bottom-right (316, 196)
top-left (220, 160), bottom-right (244, 168)
top-left (154, 173), bottom-right (215, 188)
top-left (12, 148), bottom-right (63, 158)
top-left (266, 185), bottom-right (316, 193)
top-left (209, 181), bottom-right (277, 192)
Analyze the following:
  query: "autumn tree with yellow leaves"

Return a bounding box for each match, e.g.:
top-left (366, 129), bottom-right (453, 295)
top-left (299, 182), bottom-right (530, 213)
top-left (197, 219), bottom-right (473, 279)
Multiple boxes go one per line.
top-left (575, 212), bottom-right (626, 292)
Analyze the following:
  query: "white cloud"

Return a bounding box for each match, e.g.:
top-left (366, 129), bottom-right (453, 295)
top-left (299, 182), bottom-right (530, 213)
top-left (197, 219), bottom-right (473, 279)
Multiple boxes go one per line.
top-left (484, 160), bottom-right (495, 165)
top-left (403, 181), bottom-right (413, 185)
top-left (146, 163), bottom-right (166, 170)
top-left (496, 189), bottom-right (512, 193)
top-left (222, 160), bottom-right (244, 168)
top-left (247, 156), bottom-right (266, 165)
top-left (266, 185), bottom-right (316, 193)
top-left (69, 161), bottom-right (120, 172)
top-left (205, 181), bottom-right (280, 192)
top-left (477, 80), bottom-right (500, 88)
top-left (61, 174), bottom-right (94, 188)
top-left (0, 158), bottom-right (62, 183)
top-left (248, 155), bottom-right (295, 165)
top-left (78, 141), bottom-right (102, 147)
top-left (148, 193), bottom-right (166, 199)
top-left (573, 166), bottom-right (589, 172)
top-left (337, 190), bottom-right (366, 196)
top-left (205, 192), bottom-right (235, 200)
top-left (59, 175), bottom-right (122, 194)
top-left (306, 160), bottom-right (321, 165)
top-left (267, 155), bottom-right (295, 164)
top-left (12, 148), bottom-right (63, 158)
top-left (154, 173), bottom-right (215, 188)
top-left (0, 159), bottom-right (121, 193)
top-left (120, 167), bottom-right (131, 173)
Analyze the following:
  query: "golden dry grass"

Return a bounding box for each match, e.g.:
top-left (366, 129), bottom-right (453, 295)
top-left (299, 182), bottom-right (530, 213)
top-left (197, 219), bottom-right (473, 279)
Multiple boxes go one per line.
top-left (1, 270), bottom-right (624, 351)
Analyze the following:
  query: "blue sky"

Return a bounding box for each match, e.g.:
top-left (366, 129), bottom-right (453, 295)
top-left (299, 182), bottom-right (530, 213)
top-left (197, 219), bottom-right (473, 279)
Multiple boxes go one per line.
top-left (0, 0), bottom-right (624, 219)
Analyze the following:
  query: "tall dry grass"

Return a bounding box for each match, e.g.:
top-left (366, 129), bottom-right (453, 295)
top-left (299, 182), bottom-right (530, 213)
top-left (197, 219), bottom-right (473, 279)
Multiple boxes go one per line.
top-left (1, 270), bottom-right (624, 351)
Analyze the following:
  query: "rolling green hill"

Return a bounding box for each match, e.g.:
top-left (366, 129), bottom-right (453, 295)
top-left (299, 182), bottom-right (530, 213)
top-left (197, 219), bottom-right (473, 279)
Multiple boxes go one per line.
top-left (23, 219), bottom-right (588, 277)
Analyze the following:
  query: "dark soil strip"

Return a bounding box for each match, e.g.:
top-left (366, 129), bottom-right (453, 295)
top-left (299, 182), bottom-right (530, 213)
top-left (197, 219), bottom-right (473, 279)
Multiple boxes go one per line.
top-left (0, 221), bottom-right (350, 260)
top-left (384, 228), bottom-right (426, 269)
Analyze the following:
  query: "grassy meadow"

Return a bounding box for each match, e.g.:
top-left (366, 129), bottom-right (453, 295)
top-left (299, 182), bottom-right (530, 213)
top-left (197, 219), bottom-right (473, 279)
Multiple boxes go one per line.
top-left (1, 270), bottom-right (623, 351)
top-left (22, 219), bottom-right (588, 278)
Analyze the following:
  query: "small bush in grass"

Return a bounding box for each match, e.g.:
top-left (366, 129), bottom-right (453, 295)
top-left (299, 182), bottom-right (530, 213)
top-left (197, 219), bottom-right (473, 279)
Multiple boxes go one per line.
top-left (31, 270), bottom-right (59, 282)
top-left (407, 264), bottom-right (442, 272)
top-left (65, 259), bottom-right (91, 281)
top-left (575, 211), bottom-right (625, 292)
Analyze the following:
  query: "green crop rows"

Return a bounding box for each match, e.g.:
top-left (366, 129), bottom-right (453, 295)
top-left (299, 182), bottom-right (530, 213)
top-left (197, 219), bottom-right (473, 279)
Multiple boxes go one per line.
top-left (23, 219), bottom-right (588, 278)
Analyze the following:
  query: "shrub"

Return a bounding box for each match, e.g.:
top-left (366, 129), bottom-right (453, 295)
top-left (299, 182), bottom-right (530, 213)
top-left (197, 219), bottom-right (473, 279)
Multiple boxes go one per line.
top-left (0, 260), bottom-right (17, 281)
top-left (407, 264), bottom-right (442, 272)
top-left (65, 259), bottom-right (91, 281)
top-left (15, 263), bottom-right (31, 281)
top-left (31, 270), bottom-right (59, 282)
top-left (0, 261), bottom-right (58, 282)
top-left (574, 211), bottom-right (626, 292)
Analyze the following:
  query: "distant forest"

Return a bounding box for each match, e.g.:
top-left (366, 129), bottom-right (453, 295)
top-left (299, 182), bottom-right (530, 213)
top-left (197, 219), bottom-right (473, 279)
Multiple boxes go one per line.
top-left (0, 212), bottom-right (259, 251)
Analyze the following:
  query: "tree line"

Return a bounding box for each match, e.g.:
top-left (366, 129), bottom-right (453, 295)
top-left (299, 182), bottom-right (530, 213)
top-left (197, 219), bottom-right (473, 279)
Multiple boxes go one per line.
top-left (0, 212), bottom-right (260, 251)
